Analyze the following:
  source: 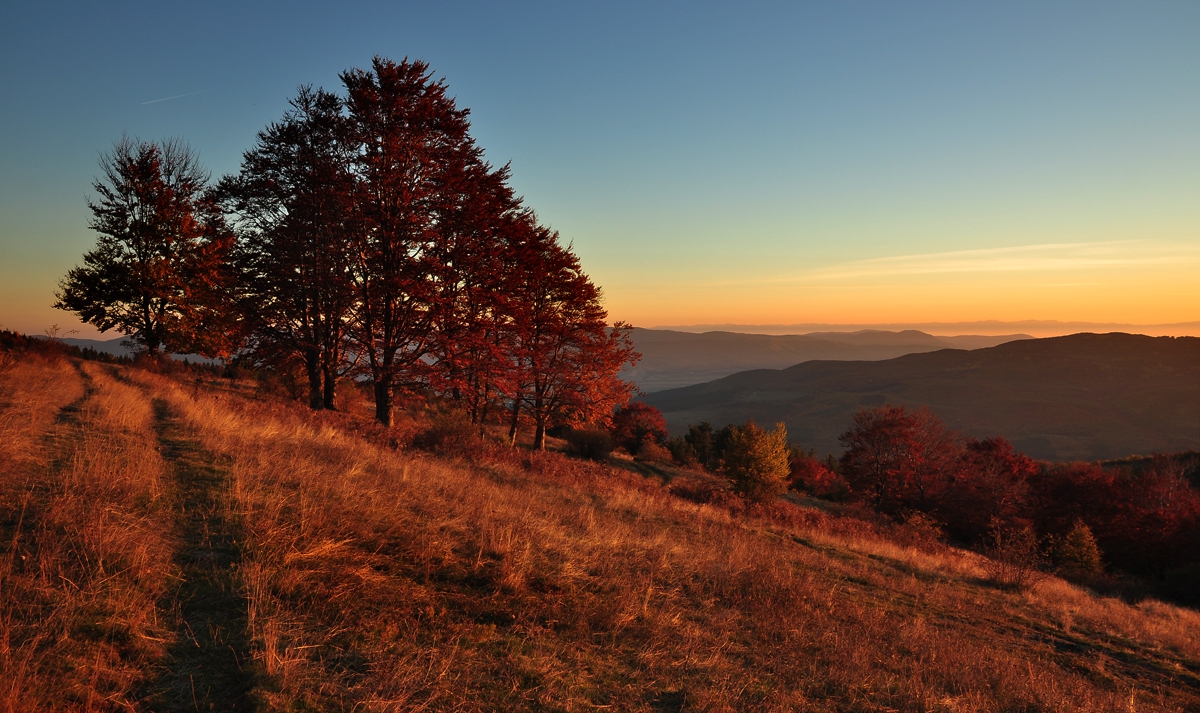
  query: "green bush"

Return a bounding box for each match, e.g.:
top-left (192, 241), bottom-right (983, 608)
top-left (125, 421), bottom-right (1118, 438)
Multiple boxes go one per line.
top-left (1049, 519), bottom-right (1103, 577)
top-left (721, 421), bottom-right (791, 503)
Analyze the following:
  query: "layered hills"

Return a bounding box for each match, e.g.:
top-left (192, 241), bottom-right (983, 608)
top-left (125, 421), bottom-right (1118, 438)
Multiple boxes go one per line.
top-left (624, 328), bottom-right (1027, 392)
top-left (643, 333), bottom-right (1200, 462)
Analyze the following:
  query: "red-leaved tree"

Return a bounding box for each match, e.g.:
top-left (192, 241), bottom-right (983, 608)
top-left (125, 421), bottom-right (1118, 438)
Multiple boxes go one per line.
top-left (506, 221), bottom-right (638, 449)
top-left (838, 405), bottom-right (960, 516)
top-left (610, 402), bottom-right (669, 455)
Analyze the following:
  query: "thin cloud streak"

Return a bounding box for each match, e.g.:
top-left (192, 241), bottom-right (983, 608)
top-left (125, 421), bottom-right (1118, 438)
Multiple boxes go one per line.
top-left (140, 89), bottom-right (212, 105)
top-left (704, 241), bottom-right (1200, 288)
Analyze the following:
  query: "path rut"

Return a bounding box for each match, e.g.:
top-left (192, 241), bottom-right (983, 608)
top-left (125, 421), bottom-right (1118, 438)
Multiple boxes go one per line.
top-left (142, 397), bottom-right (260, 711)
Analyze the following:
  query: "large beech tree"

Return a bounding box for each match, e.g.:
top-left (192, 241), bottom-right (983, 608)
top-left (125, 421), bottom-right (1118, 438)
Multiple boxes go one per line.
top-left (425, 163), bottom-right (526, 424)
top-left (219, 87), bottom-right (356, 409)
top-left (56, 136), bottom-right (234, 356)
top-left (838, 404), bottom-right (960, 515)
top-left (342, 57), bottom-right (479, 426)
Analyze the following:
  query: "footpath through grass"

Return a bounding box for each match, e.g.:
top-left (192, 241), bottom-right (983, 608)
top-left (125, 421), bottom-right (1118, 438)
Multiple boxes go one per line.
top-left (139, 396), bottom-right (259, 710)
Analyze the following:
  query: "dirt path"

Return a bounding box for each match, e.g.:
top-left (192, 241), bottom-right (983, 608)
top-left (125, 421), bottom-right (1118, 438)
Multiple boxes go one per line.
top-left (141, 396), bottom-right (260, 711)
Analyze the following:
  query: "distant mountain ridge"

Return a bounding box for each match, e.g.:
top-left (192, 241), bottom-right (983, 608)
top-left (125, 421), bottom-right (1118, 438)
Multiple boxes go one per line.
top-left (642, 333), bottom-right (1200, 462)
top-left (624, 328), bottom-right (1028, 392)
top-left (654, 320), bottom-right (1200, 338)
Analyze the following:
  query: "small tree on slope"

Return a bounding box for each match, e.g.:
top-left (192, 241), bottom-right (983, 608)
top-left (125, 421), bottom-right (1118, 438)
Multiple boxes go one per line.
top-left (722, 420), bottom-right (791, 503)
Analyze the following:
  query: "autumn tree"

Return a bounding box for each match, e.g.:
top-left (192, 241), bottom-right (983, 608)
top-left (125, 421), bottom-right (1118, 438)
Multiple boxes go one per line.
top-left (219, 86), bottom-right (356, 409)
top-left (838, 405), bottom-right (960, 516)
top-left (506, 220), bottom-right (638, 449)
top-left (940, 437), bottom-right (1039, 543)
top-left (722, 420), bottom-right (791, 503)
top-left (56, 136), bottom-right (234, 356)
top-left (610, 402), bottom-right (669, 454)
top-left (425, 160), bottom-right (526, 424)
top-left (342, 57), bottom-right (482, 425)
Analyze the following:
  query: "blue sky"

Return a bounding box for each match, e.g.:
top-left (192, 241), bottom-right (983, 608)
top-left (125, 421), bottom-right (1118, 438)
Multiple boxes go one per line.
top-left (2, 1), bottom-right (1198, 336)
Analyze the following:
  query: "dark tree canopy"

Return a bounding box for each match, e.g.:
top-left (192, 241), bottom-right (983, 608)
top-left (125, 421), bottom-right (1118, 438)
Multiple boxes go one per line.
top-left (219, 86), bottom-right (356, 409)
top-left (56, 136), bottom-right (233, 356)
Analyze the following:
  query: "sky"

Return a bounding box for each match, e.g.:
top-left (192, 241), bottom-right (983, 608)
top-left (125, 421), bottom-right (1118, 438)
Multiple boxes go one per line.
top-left (1, 1), bottom-right (1198, 338)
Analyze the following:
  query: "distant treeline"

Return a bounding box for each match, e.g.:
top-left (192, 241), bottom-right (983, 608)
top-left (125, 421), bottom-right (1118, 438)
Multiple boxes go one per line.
top-left (0, 330), bottom-right (131, 366)
top-left (54, 58), bottom-right (637, 446)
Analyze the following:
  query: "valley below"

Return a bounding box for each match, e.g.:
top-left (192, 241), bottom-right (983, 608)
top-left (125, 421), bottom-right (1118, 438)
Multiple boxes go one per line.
top-left (643, 333), bottom-right (1200, 462)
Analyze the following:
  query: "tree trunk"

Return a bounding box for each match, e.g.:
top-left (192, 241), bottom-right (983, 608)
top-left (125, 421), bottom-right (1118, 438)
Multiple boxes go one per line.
top-left (532, 395), bottom-right (546, 450)
top-left (533, 414), bottom-right (546, 451)
top-left (374, 373), bottom-right (393, 426)
top-left (535, 396), bottom-right (549, 446)
top-left (508, 397), bottom-right (521, 447)
top-left (305, 350), bottom-right (323, 410)
top-left (322, 363), bottom-right (337, 410)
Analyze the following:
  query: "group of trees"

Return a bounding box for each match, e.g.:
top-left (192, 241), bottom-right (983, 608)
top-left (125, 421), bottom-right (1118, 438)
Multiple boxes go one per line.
top-left (666, 404), bottom-right (1198, 594)
top-left (827, 405), bottom-right (1200, 585)
top-left (56, 58), bottom-right (637, 444)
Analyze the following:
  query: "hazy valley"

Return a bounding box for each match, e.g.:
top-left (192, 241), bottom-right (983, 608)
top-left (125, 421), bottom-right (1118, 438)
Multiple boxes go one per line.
top-left (643, 333), bottom-right (1200, 462)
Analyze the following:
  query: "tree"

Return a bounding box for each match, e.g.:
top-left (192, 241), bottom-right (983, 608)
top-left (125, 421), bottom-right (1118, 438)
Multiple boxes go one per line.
top-left (940, 437), bottom-right (1039, 543)
top-left (342, 57), bottom-right (480, 425)
top-left (789, 450), bottom-right (848, 500)
top-left (838, 405), bottom-right (960, 516)
top-left (610, 402), bottom-right (669, 454)
top-left (721, 420), bottom-right (791, 503)
top-left (425, 161), bottom-right (525, 424)
top-left (219, 86), bottom-right (356, 409)
top-left (56, 136), bottom-right (233, 356)
top-left (1049, 519), bottom-right (1103, 577)
top-left (506, 220), bottom-right (638, 449)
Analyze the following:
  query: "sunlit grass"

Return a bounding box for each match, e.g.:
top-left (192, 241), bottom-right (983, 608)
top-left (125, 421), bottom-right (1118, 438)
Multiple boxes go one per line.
top-left (1, 349), bottom-right (1197, 711)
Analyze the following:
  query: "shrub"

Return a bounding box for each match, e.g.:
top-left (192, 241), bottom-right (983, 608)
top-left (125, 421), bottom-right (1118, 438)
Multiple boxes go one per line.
top-left (789, 452), bottom-right (851, 501)
top-left (634, 441), bottom-right (672, 464)
top-left (721, 421), bottom-right (791, 504)
top-left (412, 409), bottom-right (481, 456)
top-left (888, 511), bottom-right (946, 553)
top-left (666, 436), bottom-right (698, 467)
top-left (668, 479), bottom-right (746, 514)
top-left (982, 519), bottom-right (1047, 590)
top-left (1048, 519), bottom-right (1103, 577)
top-left (565, 428), bottom-right (614, 461)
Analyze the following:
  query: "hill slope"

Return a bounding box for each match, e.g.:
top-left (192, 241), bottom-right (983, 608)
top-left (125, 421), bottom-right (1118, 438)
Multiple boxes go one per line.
top-left (2, 347), bottom-right (1199, 710)
top-left (625, 328), bottom-right (1027, 392)
top-left (644, 333), bottom-right (1200, 461)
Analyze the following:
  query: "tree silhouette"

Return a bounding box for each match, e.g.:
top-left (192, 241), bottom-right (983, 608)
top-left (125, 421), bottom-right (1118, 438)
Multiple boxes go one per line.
top-left (56, 136), bottom-right (232, 355)
top-left (219, 87), bottom-right (356, 409)
top-left (342, 57), bottom-right (478, 425)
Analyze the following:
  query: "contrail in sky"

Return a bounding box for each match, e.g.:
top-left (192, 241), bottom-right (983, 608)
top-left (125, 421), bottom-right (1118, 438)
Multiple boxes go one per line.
top-left (141, 89), bottom-right (212, 105)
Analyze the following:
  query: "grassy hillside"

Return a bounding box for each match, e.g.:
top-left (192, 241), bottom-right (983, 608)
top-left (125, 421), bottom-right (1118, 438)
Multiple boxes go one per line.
top-left (644, 333), bottom-right (1200, 462)
top-left (2, 348), bottom-right (1199, 710)
top-left (624, 329), bottom-right (1026, 392)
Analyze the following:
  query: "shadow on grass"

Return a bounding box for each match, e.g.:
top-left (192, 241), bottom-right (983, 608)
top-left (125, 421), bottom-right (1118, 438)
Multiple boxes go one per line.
top-left (142, 398), bottom-right (260, 711)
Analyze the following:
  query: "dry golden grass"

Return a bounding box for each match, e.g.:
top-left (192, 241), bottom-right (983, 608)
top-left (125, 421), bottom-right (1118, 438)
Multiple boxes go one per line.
top-left (132, 368), bottom-right (1200, 712)
top-left (3, 350), bottom-right (1198, 711)
top-left (0, 358), bottom-right (174, 711)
